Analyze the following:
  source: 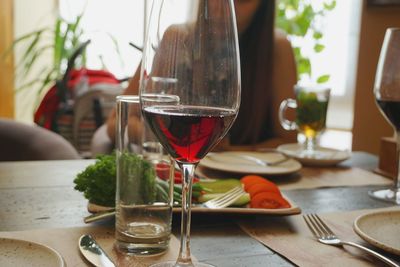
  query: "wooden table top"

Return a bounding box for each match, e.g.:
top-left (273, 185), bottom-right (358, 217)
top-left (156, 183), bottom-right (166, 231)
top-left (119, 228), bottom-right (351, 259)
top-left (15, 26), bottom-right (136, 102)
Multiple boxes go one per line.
top-left (0, 152), bottom-right (395, 266)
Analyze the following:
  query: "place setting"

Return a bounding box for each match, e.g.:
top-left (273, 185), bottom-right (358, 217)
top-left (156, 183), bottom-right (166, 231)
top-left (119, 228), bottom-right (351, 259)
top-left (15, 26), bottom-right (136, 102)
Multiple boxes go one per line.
top-left (197, 83), bottom-right (352, 187)
top-left (199, 150), bottom-right (302, 175)
top-left (277, 83), bottom-right (351, 167)
top-left (238, 206), bottom-right (400, 267)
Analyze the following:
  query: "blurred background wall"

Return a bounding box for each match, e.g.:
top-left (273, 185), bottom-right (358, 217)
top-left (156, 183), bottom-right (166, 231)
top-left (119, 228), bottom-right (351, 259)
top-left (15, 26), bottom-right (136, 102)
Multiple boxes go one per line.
top-left (352, 1), bottom-right (400, 154)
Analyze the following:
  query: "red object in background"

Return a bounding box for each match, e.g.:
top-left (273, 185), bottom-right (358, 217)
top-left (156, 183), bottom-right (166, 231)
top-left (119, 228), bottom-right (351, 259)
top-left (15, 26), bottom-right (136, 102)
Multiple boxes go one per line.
top-left (34, 68), bottom-right (119, 131)
top-left (156, 163), bottom-right (199, 184)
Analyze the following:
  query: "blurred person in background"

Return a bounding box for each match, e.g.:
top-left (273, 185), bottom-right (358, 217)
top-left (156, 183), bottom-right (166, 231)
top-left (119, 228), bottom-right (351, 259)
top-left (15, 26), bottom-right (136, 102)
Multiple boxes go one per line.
top-left (105, 0), bottom-right (297, 151)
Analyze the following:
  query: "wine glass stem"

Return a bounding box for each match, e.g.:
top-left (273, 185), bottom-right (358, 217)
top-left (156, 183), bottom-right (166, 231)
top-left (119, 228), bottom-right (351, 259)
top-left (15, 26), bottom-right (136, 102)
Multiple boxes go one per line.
top-left (305, 136), bottom-right (316, 152)
top-left (176, 163), bottom-right (195, 266)
top-left (395, 132), bottom-right (400, 191)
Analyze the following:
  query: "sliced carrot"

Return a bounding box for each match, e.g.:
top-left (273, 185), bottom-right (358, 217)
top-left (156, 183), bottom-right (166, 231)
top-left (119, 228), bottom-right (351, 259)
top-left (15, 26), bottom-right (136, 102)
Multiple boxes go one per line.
top-left (247, 182), bottom-right (281, 197)
top-left (241, 175), bottom-right (268, 185)
top-left (240, 175), bottom-right (276, 192)
top-left (250, 192), bottom-right (290, 209)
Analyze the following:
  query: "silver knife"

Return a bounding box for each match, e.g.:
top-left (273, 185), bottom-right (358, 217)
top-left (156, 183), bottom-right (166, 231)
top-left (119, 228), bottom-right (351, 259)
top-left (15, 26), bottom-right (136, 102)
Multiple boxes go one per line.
top-left (79, 234), bottom-right (115, 267)
top-left (84, 209), bottom-right (116, 223)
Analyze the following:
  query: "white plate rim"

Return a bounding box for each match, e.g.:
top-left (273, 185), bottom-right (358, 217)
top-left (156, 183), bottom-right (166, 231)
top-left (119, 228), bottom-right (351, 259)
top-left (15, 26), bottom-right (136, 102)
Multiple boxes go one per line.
top-left (353, 210), bottom-right (400, 256)
top-left (0, 237), bottom-right (65, 266)
top-left (277, 143), bottom-right (351, 166)
top-left (198, 151), bottom-right (302, 175)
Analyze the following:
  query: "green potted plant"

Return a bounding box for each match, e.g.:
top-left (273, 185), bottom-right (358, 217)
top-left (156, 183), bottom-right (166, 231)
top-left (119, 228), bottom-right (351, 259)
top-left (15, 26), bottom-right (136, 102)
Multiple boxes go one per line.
top-left (276, 0), bottom-right (337, 83)
top-left (7, 13), bottom-right (86, 102)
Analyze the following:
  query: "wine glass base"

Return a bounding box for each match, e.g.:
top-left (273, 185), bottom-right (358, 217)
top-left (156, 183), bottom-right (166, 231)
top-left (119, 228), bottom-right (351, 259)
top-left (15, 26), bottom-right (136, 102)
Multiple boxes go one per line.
top-left (150, 261), bottom-right (215, 267)
top-left (368, 188), bottom-right (400, 205)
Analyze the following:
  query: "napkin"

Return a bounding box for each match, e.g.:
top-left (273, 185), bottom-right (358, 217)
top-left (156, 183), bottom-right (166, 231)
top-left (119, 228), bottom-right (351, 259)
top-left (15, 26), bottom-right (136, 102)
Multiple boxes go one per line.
top-left (278, 167), bottom-right (391, 190)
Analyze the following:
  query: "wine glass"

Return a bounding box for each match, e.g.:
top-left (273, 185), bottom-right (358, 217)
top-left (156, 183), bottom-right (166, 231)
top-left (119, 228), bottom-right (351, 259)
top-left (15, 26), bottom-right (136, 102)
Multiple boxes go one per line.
top-left (370, 27), bottom-right (400, 204)
top-left (139, 1), bottom-right (241, 266)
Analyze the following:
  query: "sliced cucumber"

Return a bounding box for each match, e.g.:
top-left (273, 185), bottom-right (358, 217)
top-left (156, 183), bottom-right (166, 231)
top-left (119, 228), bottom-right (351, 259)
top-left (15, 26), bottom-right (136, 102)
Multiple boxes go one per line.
top-left (197, 192), bottom-right (250, 207)
top-left (197, 179), bottom-right (241, 194)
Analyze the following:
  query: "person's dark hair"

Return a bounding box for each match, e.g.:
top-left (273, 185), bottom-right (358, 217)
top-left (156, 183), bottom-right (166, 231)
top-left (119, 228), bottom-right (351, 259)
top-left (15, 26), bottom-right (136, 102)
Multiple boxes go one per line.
top-left (230, 0), bottom-right (276, 145)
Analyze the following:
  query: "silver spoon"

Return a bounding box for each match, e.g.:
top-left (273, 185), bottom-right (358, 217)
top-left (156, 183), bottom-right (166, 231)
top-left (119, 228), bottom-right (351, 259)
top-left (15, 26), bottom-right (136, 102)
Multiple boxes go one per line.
top-left (79, 234), bottom-right (115, 267)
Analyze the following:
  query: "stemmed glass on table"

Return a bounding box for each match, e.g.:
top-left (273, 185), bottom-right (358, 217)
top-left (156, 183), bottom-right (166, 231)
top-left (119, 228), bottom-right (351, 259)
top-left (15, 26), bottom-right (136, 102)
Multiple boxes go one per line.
top-left (371, 28), bottom-right (400, 204)
top-left (139, 1), bottom-right (241, 266)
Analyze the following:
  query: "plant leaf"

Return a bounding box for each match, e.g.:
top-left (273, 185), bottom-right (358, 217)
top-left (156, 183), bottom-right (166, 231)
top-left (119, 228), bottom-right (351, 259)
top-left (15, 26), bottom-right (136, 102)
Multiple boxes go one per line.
top-left (313, 31), bottom-right (323, 40)
top-left (324, 1), bottom-right (337, 11)
top-left (19, 45), bottom-right (53, 77)
top-left (317, 74), bottom-right (330, 83)
top-left (14, 44), bottom-right (52, 74)
top-left (1, 28), bottom-right (51, 59)
top-left (298, 57), bottom-right (311, 77)
top-left (314, 44), bottom-right (325, 53)
top-left (54, 18), bottom-right (62, 69)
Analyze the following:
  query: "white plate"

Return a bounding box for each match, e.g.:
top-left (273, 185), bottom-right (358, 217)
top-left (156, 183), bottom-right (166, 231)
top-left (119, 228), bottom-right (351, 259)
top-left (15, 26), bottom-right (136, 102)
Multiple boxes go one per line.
top-left (353, 210), bottom-right (400, 256)
top-left (198, 151), bottom-right (302, 175)
top-left (277, 143), bottom-right (351, 167)
top-left (0, 238), bottom-right (65, 267)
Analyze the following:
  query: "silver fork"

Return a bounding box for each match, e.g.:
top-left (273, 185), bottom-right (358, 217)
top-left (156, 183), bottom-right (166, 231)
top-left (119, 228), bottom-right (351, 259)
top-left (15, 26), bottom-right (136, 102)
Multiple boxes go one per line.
top-left (207, 153), bottom-right (290, 167)
top-left (84, 187), bottom-right (247, 223)
top-left (238, 154), bottom-right (290, 167)
top-left (203, 186), bottom-right (246, 209)
top-left (303, 214), bottom-right (399, 267)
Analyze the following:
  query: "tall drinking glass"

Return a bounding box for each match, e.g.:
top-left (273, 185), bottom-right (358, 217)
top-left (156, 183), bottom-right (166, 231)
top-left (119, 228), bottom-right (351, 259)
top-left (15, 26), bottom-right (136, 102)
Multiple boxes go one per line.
top-left (139, 1), bottom-right (241, 266)
top-left (370, 28), bottom-right (400, 204)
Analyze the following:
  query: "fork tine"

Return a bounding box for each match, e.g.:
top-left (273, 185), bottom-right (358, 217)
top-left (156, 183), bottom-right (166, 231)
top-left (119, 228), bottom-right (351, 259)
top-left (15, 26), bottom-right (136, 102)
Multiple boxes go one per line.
top-left (313, 214), bottom-right (335, 237)
top-left (214, 188), bottom-right (242, 204)
top-left (309, 214), bottom-right (327, 237)
top-left (212, 187), bottom-right (242, 204)
top-left (204, 186), bottom-right (244, 208)
top-left (305, 214), bottom-right (326, 238)
top-left (303, 214), bottom-right (319, 238)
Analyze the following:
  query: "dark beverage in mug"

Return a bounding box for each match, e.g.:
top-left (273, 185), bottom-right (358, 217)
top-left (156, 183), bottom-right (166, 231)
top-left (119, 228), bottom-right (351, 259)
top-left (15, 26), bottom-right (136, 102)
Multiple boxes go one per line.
top-left (295, 90), bottom-right (329, 139)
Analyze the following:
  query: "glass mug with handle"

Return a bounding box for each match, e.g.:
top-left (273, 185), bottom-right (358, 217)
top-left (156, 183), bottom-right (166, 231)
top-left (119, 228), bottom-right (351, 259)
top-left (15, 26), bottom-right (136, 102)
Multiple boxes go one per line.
top-left (279, 84), bottom-right (330, 157)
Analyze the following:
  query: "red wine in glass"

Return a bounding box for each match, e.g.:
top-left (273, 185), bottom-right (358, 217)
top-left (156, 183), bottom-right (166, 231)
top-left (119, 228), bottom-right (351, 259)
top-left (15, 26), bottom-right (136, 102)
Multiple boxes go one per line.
top-left (143, 105), bottom-right (236, 163)
top-left (376, 99), bottom-right (400, 130)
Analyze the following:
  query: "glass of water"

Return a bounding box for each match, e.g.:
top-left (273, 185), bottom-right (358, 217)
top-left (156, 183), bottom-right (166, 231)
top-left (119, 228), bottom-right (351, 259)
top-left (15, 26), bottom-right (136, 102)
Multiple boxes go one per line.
top-left (115, 95), bottom-right (175, 255)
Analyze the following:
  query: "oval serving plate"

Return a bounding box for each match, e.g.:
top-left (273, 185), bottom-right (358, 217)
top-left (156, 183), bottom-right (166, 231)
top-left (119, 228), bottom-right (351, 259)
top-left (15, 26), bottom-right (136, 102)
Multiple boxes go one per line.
top-left (0, 238), bottom-right (65, 267)
top-left (87, 194), bottom-right (301, 217)
top-left (199, 151), bottom-right (302, 175)
top-left (353, 210), bottom-right (400, 256)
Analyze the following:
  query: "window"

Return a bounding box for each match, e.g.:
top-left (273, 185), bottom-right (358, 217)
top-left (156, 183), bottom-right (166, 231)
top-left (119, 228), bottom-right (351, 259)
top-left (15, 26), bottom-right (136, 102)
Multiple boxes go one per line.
top-left (59, 0), bottom-right (147, 79)
top-left (296, 0), bottom-right (363, 130)
top-left (61, 1), bottom-right (362, 127)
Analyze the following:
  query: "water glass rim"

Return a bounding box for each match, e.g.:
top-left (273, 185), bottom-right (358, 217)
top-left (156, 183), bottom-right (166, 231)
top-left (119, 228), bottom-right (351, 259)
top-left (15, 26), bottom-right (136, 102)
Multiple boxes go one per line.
top-left (116, 95), bottom-right (139, 103)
